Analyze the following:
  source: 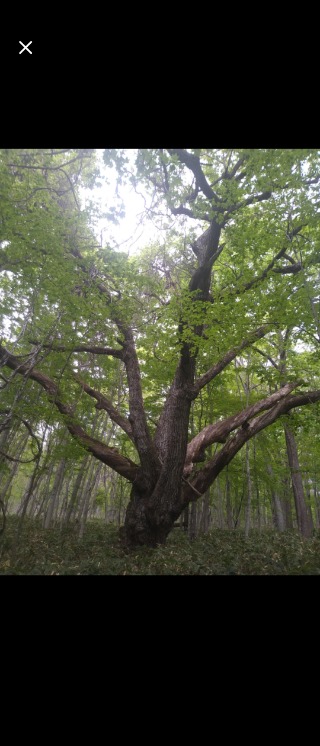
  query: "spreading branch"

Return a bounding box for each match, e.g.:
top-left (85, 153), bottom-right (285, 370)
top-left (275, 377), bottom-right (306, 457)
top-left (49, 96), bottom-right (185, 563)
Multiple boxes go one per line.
top-left (0, 343), bottom-right (139, 482)
top-left (185, 381), bottom-right (301, 471)
top-left (167, 149), bottom-right (217, 201)
top-left (193, 325), bottom-right (272, 396)
top-left (121, 326), bottom-right (160, 478)
top-left (273, 263), bottom-right (302, 274)
top-left (171, 205), bottom-right (210, 220)
top-left (231, 224), bottom-right (306, 296)
top-left (74, 376), bottom-right (133, 439)
top-left (225, 190), bottom-right (273, 216)
top-left (58, 244), bottom-right (158, 478)
top-left (28, 340), bottom-right (123, 358)
top-left (0, 408), bottom-right (42, 463)
top-left (182, 387), bottom-right (320, 504)
top-left (222, 156), bottom-right (246, 181)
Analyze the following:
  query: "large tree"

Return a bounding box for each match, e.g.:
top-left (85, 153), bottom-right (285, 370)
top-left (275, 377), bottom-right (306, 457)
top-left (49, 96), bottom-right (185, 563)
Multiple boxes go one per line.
top-left (1, 148), bottom-right (320, 546)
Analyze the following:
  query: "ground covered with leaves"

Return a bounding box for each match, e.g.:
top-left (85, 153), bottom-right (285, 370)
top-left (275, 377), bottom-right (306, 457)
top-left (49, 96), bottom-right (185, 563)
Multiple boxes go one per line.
top-left (1, 516), bottom-right (320, 574)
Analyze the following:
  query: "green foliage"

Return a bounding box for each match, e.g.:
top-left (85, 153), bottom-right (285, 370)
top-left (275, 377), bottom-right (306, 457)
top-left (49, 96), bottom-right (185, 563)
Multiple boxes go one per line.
top-left (2, 516), bottom-right (320, 574)
top-left (2, 148), bottom-right (320, 543)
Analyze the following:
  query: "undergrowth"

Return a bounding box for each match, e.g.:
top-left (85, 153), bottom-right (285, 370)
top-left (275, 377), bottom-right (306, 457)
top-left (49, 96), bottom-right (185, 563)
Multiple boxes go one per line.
top-left (1, 516), bottom-right (320, 575)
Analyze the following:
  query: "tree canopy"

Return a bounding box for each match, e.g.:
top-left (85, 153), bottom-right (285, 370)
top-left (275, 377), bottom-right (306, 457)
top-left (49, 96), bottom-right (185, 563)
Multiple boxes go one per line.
top-left (1, 148), bottom-right (320, 547)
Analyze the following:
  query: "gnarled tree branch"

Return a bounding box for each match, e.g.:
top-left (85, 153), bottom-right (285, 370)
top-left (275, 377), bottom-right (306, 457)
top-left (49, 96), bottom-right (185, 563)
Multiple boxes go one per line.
top-left (74, 375), bottom-right (133, 439)
top-left (185, 381), bottom-right (301, 472)
top-left (28, 340), bottom-right (123, 358)
top-left (0, 343), bottom-right (139, 481)
top-left (182, 387), bottom-right (320, 504)
top-left (193, 325), bottom-right (272, 396)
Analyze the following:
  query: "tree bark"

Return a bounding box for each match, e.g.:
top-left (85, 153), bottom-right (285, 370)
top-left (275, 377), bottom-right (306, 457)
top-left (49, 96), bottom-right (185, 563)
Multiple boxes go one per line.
top-left (267, 464), bottom-right (286, 531)
top-left (284, 424), bottom-right (314, 538)
top-left (244, 442), bottom-right (252, 538)
top-left (225, 469), bottom-right (234, 529)
top-left (199, 491), bottom-right (211, 534)
top-left (189, 501), bottom-right (198, 541)
top-left (43, 457), bottom-right (66, 529)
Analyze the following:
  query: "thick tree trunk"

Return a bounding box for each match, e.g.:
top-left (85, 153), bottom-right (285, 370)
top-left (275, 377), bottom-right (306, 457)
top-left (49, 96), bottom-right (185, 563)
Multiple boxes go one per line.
top-left (121, 352), bottom-right (194, 547)
top-left (122, 481), bottom-right (183, 547)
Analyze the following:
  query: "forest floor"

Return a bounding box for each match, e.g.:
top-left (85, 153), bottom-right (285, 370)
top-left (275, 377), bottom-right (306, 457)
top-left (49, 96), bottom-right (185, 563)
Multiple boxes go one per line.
top-left (1, 516), bottom-right (320, 574)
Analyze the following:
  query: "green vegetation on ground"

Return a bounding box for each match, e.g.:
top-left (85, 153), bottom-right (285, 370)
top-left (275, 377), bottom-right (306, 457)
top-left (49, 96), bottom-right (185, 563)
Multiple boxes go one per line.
top-left (1, 517), bottom-right (320, 575)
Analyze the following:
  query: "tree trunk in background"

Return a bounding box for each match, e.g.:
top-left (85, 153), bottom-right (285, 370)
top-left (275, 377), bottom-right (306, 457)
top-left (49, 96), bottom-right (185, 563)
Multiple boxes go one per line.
top-left (225, 469), bottom-right (233, 529)
top-left (255, 479), bottom-right (262, 531)
top-left (57, 473), bottom-right (73, 523)
top-left (234, 485), bottom-right (243, 529)
top-left (32, 459), bottom-right (56, 519)
top-left (313, 476), bottom-right (320, 528)
top-left (284, 425), bottom-right (314, 538)
top-left (304, 480), bottom-right (315, 535)
top-left (77, 457), bottom-right (96, 531)
top-left (267, 464), bottom-right (286, 531)
top-left (78, 460), bottom-right (104, 538)
top-left (272, 490), bottom-right (286, 532)
top-left (182, 505), bottom-right (189, 533)
top-left (199, 490), bottom-right (211, 533)
top-left (0, 459), bottom-right (20, 509)
top-left (101, 469), bottom-right (118, 523)
top-left (117, 477), bottom-right (125, 526)
top-left (64, 456), bottom-right (90, 523)
top-left (189, 501), bottom-right (197, 541)
top-left (0, 429), bottom-right (29, 509)
top-left (44, 458), bottom-right (66, 529)
top-left (216, 478), bottom-right (225, 529)
top-left (244, 442), bottom-right (253, 538)
top-left (253, 440), bottom-right (262, 531)
top-left (281, 477), bottom-right (293, 529)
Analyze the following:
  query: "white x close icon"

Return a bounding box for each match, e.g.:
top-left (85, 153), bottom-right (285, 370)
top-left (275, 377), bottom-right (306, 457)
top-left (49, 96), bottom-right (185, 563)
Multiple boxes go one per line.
top-left (19, 41), bottom-right (32, 54)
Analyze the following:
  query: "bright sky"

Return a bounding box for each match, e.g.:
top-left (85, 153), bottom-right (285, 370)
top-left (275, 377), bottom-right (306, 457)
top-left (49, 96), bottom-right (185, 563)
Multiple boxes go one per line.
top-left (80, 150), bottom-right (160, 255)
